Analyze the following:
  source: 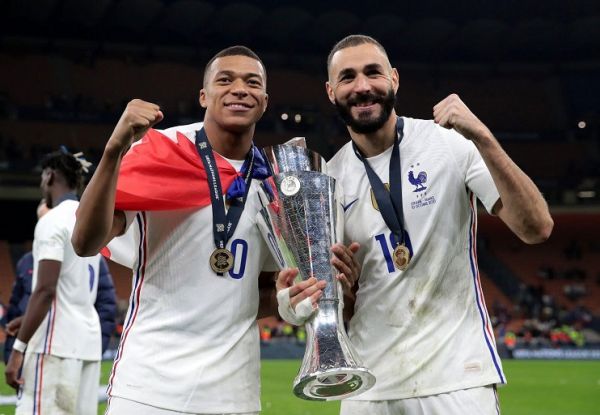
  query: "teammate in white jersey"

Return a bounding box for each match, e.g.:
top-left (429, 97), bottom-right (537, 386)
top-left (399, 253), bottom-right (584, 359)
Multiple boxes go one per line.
top-left (5, 150), bottom-right (102, 415)
top-left (71, 46), bottom-right (357, 414)
top-left (279, 35), bottom-right (553, 415)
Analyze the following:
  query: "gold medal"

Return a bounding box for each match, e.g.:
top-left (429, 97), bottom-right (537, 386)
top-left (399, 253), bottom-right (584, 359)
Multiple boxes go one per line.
top-left (210, 248), bottom-right (234, 274)
top-left (393, 244), bottom-right (410, 271)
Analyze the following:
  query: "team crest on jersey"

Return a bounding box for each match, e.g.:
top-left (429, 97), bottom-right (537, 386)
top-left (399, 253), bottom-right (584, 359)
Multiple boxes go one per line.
top-left (370, 164), bottom-right (436, 211)
top-left (408, 168), bottom-right (427, 192)
top-left (408, 163), bottom-right (436, 210)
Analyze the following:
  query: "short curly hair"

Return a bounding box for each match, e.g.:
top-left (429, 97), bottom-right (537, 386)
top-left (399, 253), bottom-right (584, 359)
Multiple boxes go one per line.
top-left (40, 150), bottom-right (85, 192)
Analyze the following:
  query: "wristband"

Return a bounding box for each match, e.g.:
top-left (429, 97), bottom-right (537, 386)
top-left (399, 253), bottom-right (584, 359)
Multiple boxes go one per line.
top-left (12, 339), bottom-right (27, 353)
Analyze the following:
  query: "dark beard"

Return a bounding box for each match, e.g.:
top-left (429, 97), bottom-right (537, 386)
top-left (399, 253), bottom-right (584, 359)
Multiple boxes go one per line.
top-left (334, 89), bottom-right (396, 134)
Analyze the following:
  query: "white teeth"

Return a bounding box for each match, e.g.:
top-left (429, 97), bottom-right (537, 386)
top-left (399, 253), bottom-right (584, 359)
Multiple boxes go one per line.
top-left (227, 103), bottom-right (250, 109)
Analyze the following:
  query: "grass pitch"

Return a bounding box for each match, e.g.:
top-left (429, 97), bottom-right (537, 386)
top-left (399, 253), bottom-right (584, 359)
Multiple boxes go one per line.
top-left (0, 359), bottom-right (597, 414)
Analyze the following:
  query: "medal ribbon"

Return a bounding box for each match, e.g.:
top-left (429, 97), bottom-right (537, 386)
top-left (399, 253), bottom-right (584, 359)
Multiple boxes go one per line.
top-left (352, 117), bottom-right (406, 246)
top-left (195, 128), bottom-right (256, 272)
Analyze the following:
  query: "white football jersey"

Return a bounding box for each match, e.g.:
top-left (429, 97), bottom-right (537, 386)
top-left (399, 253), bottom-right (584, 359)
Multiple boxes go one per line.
top-left (327, 117), bottom-right (505, 400)
top-left (107, 123), bottom-right (278, 413)
top-left (29, 200), bottom-right (102, 361)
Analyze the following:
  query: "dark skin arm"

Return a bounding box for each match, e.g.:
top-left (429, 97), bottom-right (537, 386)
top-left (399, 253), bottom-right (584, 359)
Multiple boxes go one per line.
top-left (257, 271), bottom-right (278, 319)
top-left (72, 99), bottom-right (163, 256)
top-left (5, 260), bottom-right (60, 390)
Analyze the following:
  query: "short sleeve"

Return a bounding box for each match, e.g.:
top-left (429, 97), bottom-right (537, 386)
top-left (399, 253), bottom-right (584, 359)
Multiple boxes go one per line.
top-left (105, 211), bottom-right (139, 269)
top-left (35, 216), bottom-right (67, 262)
top-left (444, 128), bottom-right (500, 214)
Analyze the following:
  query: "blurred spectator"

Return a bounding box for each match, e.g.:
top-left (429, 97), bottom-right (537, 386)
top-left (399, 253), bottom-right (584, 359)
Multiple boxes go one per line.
top-left (494, 274), bottom-right (596, 350)
top-left (3, 251), bottom-right (33, 363)
top-left (537, 265), bottom-right (555, 280)
top-left (260, 326), bottom-right (272, 343)
top-left (564, 283), bottom-right (586, 301)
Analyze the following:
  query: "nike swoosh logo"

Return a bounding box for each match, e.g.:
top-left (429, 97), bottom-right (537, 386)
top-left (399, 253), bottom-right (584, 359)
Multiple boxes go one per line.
top-left (342, 198), bottom-right (359, 212)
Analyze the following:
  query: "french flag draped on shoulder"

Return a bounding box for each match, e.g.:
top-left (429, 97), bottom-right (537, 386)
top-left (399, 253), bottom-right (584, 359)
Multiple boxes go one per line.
top-left (101, 126), bottom-right (238, 268)
top-left (115, 127), bottom-right (237, 210)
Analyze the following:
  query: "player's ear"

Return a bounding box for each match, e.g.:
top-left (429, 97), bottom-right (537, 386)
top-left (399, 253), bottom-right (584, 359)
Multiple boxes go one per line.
top-left (325, 81), bottom-right (336, 105)
top-left (199, 89), bottom-right (207, 109)
top-left (46, 170), bottom-right (55, 187)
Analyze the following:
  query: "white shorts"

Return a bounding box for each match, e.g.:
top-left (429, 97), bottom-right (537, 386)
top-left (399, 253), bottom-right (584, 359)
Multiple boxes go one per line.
top-left (105, 396), bottom-right (259, 415)
top-left (340, 385), bottom-right (500, 415)
top-left (16, 352), bottom-right (100, 415)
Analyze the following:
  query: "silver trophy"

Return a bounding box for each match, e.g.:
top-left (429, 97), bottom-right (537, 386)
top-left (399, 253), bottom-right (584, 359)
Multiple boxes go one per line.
top-left (256, 139), bottom-right (376, 401)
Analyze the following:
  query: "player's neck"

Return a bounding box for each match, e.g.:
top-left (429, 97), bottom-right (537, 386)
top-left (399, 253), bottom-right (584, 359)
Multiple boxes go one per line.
top-left (349, 113), bottom-right (398, 158)
top-left (48, 187), bottom-right (76, 208)
top-left (203, 119), bottom-right (254, 160)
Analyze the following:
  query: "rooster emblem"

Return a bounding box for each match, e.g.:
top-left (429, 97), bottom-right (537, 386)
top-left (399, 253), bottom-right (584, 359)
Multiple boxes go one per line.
top-left (408, 170), bottom-right (427, 192)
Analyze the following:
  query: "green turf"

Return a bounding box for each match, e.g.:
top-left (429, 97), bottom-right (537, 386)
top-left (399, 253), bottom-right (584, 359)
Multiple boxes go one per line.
top-left (0, 359), bottom-right (598, 414)
top-left (260, 360), bottom-right (340, 415)
top-left (499, 360), bottom-right (600, 415)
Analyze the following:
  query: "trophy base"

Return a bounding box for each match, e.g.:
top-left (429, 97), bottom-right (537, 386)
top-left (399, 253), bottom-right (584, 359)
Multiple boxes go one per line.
top-left (293, 367), bottom-right (376, 401)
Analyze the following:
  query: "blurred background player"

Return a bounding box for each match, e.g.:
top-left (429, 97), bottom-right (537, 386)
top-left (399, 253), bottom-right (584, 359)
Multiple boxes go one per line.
top-left (3, 200), bottom-right (116, 364)
top-left (4, 150), bottom-right (104, 415)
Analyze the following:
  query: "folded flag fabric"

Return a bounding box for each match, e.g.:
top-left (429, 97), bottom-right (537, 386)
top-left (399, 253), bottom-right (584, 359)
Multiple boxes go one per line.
top-left (114, 128), bottom-right (238, 211)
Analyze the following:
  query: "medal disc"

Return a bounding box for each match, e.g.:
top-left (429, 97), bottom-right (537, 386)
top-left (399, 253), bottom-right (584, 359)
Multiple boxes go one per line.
top-left (393, 244), bottom-right (410, 271)
top-left (210, 248), bottom-right (234, 274)
top-left (280, 175), bottom-right (301, 196)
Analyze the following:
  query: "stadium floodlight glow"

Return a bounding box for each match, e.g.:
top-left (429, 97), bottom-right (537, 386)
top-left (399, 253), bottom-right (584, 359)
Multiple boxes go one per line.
top-left (577, 190), bottom-right (595, 198)
top-left (578, 121), bottom-right (586, 129)
top-left (281, 113), bottom-right (289, 121)
top-left (294, 114), bottom-right (302, 123)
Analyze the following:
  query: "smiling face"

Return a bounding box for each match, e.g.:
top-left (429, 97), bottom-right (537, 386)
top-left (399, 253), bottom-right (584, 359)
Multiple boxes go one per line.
top-left (326, 43), bottom-right (399, 134)
top-left (200, 55), bottom-right (268, 134)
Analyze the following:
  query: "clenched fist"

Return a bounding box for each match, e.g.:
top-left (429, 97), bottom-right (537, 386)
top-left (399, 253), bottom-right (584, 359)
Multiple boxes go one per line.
top-left (108, 99), bottom-right (164, 153)
top-left (6, 316), bottom-right (23, 336)
top-left (433, 94), bottom-right (491, 143)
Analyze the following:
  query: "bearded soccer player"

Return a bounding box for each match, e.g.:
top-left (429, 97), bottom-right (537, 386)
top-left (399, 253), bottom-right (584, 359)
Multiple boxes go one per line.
top-left (278, 35), bottom-right (553, 414)
top-left (5, 151), bottom-right (103, 415)
top-left (72, 46), bottom-right (357, 414)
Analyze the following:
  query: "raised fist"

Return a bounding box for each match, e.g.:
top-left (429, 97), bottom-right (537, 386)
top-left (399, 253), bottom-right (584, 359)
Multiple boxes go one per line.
top-left (108, 99), bottom-right (164, 152)
top-left (433, 94), bottom-right (490, 142)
